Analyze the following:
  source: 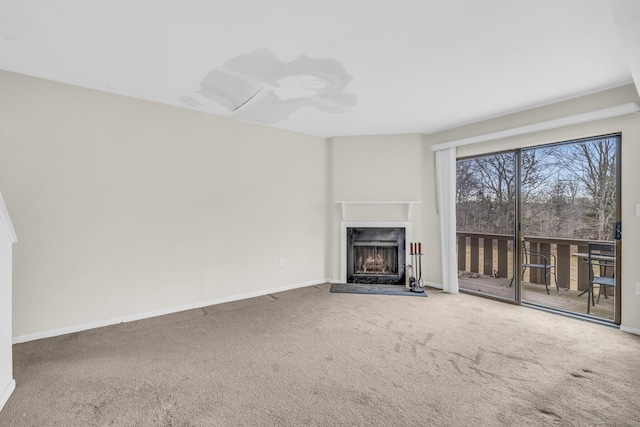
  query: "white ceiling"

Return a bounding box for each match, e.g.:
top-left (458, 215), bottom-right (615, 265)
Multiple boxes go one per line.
top-left (0, 0), bottom-right (637, 138)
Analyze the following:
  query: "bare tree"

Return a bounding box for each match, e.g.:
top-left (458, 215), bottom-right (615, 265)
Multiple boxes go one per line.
top-left (456, 138), bottom-right (617, 242)
top-left (456, 164), bottom-right (479, 231)
top-left (473, 153), bottom-right (516, 234)
top-left (557, 139), bottom-right (616, 240)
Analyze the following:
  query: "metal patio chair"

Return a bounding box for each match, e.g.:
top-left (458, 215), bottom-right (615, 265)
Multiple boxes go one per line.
top-left (520, 239), bottom-right (558, 295)
top-left (586, 242), bottom-right (616, 315)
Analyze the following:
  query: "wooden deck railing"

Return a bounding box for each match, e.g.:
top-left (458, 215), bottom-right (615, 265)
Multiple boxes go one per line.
top-left (456, 232), bottom-right (614, 291)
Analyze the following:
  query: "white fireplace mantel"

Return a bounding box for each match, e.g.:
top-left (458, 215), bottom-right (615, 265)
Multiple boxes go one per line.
top-left (334, 201), bottom-right (421, 221)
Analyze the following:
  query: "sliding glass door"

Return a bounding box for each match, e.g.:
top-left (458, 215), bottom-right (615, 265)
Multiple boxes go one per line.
top-left (520, 135), bottom-right (620, 323)
top-left (456, 135), bottom-right (621, 323)
top-left (456, 151), bottom-right (517, 301)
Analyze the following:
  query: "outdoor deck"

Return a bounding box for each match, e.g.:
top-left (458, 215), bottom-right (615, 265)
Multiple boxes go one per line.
top-left (456, 232), bottom-right (617, 322)
top-left (458, 274), bottom-right (614, 320)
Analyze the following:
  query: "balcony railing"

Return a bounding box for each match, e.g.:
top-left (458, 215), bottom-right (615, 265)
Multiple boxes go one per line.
top-left (456, 232), bottom-right (614, 291)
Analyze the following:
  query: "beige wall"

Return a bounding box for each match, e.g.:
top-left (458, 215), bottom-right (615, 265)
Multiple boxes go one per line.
top-left (423, 84), bottom-right (640, 332)
top-left (0, 70), bottom-right (330, 340)
top-left (420, 136), bottom-right (442, 287)
top-left (332, 134), bottom-right (423, 202)
top-left (330, 134), bottom-right (425, 282)
top-left (2, 68), bottom-right (638, 340)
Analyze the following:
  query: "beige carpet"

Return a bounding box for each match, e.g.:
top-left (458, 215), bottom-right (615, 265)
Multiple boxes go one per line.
top-left (2, 283), bottom-right (640, 426)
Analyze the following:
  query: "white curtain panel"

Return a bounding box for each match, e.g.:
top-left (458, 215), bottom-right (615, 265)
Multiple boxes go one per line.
top-left (435, 147), bottom-right (459, 294)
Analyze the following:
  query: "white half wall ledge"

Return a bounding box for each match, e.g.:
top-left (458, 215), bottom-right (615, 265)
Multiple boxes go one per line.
top-left (12, 279), bottom-right (329, 344)
top-left (431, 102), bottom-right (640, 151)
top-left (0, 379), bottom-right (15, 413)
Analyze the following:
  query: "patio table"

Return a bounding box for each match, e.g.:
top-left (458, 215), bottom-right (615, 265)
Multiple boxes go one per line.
top-left (573, 252), bottom-right (615, 296)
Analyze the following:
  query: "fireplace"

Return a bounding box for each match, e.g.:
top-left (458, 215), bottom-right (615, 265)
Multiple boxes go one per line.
top-left (346, 227), bottom-right (406, 284)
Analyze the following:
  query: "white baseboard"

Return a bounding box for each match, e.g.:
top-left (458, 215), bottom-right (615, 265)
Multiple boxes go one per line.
top-left (13, 279), bottom-right (330, 344)
top-left (0, 379), bottom-right (15, 412)
top-left (424, 281), bottom-right (443, 289)
top-left (620, 325), bottom-right (640, 336)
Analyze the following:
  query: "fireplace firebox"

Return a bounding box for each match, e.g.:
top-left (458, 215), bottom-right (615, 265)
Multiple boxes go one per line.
top-left (346, 227), bottom-right (405, 284)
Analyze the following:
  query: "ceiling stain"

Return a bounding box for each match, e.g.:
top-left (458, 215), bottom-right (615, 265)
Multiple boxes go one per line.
top-left (196, 48), bottom-right (356, 124)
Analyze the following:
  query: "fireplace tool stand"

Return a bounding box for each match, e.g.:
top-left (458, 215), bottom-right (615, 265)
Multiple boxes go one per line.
top-left (406, 243), bottom-right (426, 294)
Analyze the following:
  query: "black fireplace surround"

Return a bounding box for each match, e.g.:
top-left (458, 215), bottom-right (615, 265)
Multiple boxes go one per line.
top-left (346, 227), bottom-right (406, 284)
